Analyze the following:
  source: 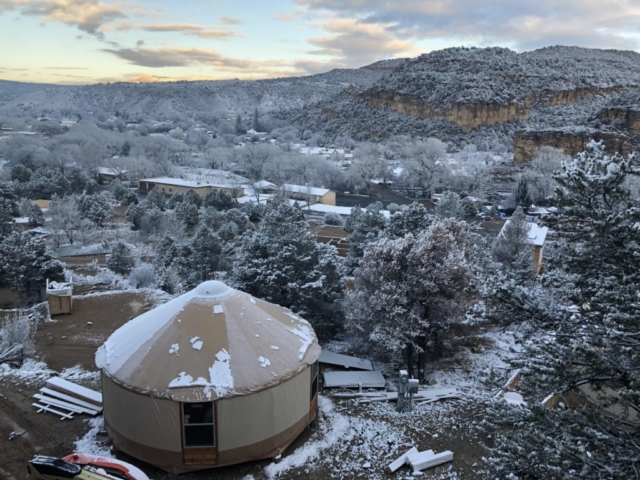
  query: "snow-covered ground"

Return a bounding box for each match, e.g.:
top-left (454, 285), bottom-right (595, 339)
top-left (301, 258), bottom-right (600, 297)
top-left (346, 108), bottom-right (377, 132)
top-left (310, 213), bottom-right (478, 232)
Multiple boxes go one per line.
top-left (262, 330), bottom-right (522, 479)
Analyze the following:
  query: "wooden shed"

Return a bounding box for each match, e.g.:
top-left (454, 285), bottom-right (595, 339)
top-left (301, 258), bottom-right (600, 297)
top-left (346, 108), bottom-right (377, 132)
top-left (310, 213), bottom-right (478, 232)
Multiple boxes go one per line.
top-left (47, 279), bottom-right (73, 316)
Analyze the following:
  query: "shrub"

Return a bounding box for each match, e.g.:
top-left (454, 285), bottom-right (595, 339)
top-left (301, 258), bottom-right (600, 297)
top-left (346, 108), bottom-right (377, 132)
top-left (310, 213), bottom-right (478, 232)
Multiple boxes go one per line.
top-left (128, 263), bottom-right (156, 288)
top-left (323, 212), bottom-right (344, 226)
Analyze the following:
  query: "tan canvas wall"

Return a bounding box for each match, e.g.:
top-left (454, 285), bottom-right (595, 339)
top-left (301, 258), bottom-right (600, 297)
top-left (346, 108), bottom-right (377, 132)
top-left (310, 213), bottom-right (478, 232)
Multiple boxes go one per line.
top-left (102, 373), bottom-right (182, 453)
top-left (217, 366), bottom-right (311, 451)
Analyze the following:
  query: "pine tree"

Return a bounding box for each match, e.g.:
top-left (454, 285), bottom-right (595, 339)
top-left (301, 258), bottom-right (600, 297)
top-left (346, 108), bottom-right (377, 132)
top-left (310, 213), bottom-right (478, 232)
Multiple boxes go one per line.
top-left (183, 189), bottom-right (202, 208)
top-left (0, 232), bottom-right (64, 300)
top-left (343, 202), bottom-right (387, 274)
top-left (203, 189), bottom-right (235, 211)
top-left (513, 174), bottom-right (531, 207)
top-left (435, 191), bottom-right (462, 218)
top-left (492, 207), bottom-right (532, 270)
top-left (125, 202), bottom-right (148, 231)
top-left (231, 199), bottom-right (344, 337)
top-left (483, 142), bottom-right (640, 479)
top-left (76, 193), bottom-right (114, 227)
top-left (27, 203), bottom-right (45, 226)
top-left (107, 241), bottom-right (136, 275)
top-left (345, 218), bottom-right (479, 378)
top-left (386, 202), bottom-right (431, 239)
top-left (180, 225), bottom-right (222, 285)
top-left (146, 185), bottom-right (166, 211)
top-left (175, 201), bottom-right (200, 235)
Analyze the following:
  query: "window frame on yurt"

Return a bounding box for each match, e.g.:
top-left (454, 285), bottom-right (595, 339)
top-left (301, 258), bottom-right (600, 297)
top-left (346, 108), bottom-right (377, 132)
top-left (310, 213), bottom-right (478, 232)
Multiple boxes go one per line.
top-left (181, 402), bottom-right (216, 448)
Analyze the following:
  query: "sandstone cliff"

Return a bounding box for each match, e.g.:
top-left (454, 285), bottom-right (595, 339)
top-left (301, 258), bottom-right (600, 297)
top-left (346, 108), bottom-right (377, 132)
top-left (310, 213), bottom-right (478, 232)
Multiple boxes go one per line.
top-left (362, 89), bottom-right (529, 131)
top-left (540, 86), bottom-right (625, 106)
top-left (599, 107), bottom-right (640, 134)
top-left (513, 129), bottom-right (634, 164)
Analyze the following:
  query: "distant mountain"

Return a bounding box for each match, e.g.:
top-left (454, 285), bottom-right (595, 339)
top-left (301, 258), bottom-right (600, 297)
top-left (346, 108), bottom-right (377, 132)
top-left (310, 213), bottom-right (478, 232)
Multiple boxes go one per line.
top-left (0, 64), bottom-right (393, 118)
top-left (1, 47), bottom-right (638, 159)
top-left (280, 46), bottom-right (640, 157)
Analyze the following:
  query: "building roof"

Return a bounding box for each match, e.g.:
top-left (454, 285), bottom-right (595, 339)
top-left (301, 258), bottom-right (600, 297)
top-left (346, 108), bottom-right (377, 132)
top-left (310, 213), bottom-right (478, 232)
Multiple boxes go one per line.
top-left (253, 180), bottom-right (277, 189)
top-left (98, 167), bottom-right (127, 176)
top-left (95, 281), bottom-right (320, 403)
top-left (139, 177), bottom-right (238, 189)
top-left (282, 183), bottom-right (331, 197)
top-left (499, 220), bottom-right (549, 247)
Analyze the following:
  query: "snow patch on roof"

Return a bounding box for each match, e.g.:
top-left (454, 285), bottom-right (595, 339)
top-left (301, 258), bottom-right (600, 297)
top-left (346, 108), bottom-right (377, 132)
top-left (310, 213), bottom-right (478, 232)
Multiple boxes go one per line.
top-left (190, 337), bottom-right (203, 351)
top-left (169, 344), bottom-right (179, 354)
top-left (287, 325), bottom-right (315, 360)
top-left (208, 349), bottom-right (233, 398)
top-left (259, 356), bottom-right (271, 368)
top-left (213, 304), bottom-right (224, 314)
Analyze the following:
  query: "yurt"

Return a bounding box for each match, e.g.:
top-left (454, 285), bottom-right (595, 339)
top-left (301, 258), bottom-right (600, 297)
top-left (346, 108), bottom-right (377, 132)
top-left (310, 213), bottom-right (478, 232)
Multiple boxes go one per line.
top-left (95, 281), bottom-right (321, 473)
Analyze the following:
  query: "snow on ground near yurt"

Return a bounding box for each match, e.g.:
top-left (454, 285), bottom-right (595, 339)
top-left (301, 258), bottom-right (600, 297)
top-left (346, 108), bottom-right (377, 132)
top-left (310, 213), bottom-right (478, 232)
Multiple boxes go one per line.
top-left (263, 329), bottom-right (521, 480)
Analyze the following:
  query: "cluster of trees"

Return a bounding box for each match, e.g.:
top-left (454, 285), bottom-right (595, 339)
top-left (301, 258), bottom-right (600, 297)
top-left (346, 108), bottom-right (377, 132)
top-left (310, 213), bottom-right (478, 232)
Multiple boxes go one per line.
top-left (477, 142), bottom-right (640, 478)
top-left (0, 185), bottom-right (65, 300)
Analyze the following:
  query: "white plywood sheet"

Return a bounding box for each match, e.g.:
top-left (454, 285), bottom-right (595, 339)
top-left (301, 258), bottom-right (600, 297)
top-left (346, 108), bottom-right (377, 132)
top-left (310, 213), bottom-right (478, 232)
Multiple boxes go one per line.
top-left (323, 370), bottom-right (386, 388)
top-left (319, 351), bottom-right (373, 370)
top-left (46, 377), bottom-right (102, 405)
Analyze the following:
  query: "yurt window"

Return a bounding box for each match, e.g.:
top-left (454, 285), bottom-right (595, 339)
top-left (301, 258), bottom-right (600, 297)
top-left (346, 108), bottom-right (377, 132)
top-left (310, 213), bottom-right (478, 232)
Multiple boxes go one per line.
top-left (182, 402), bottom-right (215, 447)
top-left (310, 360), bottom-right (319, 401)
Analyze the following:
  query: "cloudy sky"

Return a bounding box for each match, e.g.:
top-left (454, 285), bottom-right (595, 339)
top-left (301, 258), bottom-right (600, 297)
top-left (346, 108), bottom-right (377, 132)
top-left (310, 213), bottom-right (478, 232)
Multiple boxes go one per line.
top-left (1, 0), bottom-right (639, 84)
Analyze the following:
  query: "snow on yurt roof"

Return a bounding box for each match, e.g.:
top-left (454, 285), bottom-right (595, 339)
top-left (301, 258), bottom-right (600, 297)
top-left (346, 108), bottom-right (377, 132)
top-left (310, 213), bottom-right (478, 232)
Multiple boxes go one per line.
top-left (95, 281), bottom-right (321, 402)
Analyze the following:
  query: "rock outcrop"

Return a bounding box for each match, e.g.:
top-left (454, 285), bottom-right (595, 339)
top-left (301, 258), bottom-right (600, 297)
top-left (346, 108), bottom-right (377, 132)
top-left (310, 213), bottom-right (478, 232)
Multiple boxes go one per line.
top-left (362, 89), bottom-right (529, 131)
top-left (539, 86), bottom-right (625, 106)
top-left (599, 107), bottom-right (640, 134)
top-left (513, 129), bottom-right (634, 164)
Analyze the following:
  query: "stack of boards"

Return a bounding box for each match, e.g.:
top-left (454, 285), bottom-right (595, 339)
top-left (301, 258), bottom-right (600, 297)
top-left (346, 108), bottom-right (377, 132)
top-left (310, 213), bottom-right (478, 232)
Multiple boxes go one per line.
top-left (32, 377), bottom-right (102, 421)
top-left (387, 446), bottom-right (454, 474)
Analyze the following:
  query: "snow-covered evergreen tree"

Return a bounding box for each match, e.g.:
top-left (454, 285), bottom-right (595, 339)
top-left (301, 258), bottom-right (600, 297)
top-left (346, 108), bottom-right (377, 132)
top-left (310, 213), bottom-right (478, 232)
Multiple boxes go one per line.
top-left (178, 225), bottom-right (222, 285)
top-left (125, 202), bottom-right (147, 231)
top-left (203, 189), bottom-right (235, 211)
top-left (231, 198), bottom-right (344, 337)
top-left (175, 201), bottom-right (199, 235)
top-left (107, 241), bottom-right (136, 275)
top-left (385, 202), bottom-right (431, 239)
top-left (0, 232), bottom-right (64, 300)
top-left (345, 218), bottom-right (479, 377)
top-left (343, 202), bottom-right (387, 274)
top-left (182, 189), bottom-right (202, 208)
top-left (491, 206), bottom-right (535, 281)
top-left (76, 193), bottom-right (114, 227)
top-left (146, 185), bottom-right (166, 211)
top-left (484, 141), bottom-right (640, 479)
top-left (435, 191), bottom-right (462, 218)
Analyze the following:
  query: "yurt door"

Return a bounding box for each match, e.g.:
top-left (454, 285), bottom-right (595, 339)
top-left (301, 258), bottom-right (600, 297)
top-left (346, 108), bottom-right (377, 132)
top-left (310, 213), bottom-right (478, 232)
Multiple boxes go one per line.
top-left (181, 402), bottom-right (218, 466)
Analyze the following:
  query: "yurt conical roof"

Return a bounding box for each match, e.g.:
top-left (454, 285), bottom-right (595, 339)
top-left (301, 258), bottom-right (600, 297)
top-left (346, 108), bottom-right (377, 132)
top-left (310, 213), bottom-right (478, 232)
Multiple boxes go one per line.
top-left (95, 281), bottom-right (321, 402)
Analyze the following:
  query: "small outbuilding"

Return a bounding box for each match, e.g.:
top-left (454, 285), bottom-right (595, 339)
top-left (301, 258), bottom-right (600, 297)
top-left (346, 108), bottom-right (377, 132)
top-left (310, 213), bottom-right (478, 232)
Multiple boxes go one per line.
top-left (95, 281), bottom-right (321, 473)
top-left (46, 279), bottom-right (73, 315)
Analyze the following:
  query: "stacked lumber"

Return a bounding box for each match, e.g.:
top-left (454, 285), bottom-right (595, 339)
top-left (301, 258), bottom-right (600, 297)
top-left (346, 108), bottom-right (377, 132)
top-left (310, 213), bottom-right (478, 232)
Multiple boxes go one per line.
top-left (334, 387), bottom-right (461, 404)
top-left (386, 446), bottom-right (454, 473)
top-left (32, 377), bottom-right (102, 420)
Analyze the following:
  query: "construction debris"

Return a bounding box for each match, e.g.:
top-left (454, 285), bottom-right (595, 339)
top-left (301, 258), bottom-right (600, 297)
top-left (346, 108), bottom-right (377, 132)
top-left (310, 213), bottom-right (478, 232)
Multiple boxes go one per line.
top-left (386, 446), bottom-right (418, 473)
top-left (319, 351), bottom-right (373, 371)
top-left (46, 377), bottom-right (102, 408)
top-left (408, 450), bottom-right (454, 471)
top-left (323, 371), bottom-right (386, 388)
top-left (334, 387), bottom-right (461, 404)
top-left (32, 377), bottom-right (102, 420)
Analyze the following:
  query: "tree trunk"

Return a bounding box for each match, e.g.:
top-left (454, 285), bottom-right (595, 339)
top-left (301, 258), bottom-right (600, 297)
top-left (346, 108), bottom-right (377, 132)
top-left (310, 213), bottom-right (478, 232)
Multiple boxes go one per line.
top-left (406, 343), bottom-right (414, 378)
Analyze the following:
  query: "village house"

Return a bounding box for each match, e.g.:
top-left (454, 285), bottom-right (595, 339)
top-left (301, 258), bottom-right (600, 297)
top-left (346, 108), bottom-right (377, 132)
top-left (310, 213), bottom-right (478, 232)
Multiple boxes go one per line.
top-left (281, 184), bottom-right (336, 206)
top-left (138, 177), bottom-right (244, 198)
top-left (98, 167), bottom-right (128, 183)
top-left (498, 219), bottom-right (549, 271)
